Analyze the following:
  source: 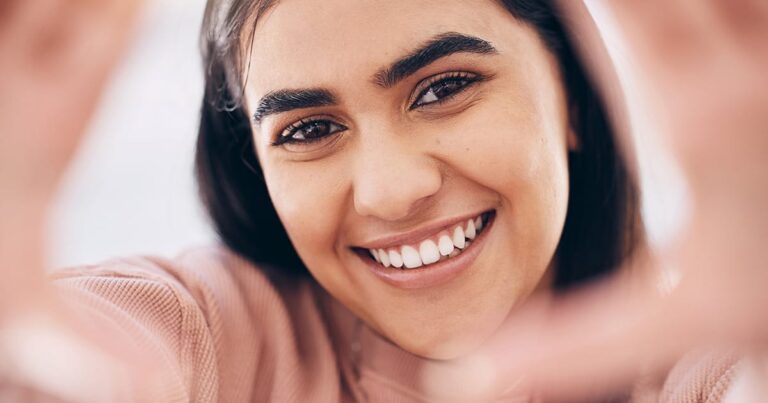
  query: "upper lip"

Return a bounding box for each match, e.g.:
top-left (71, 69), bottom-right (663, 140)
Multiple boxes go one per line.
top-left (354, 210), bottom-right (492, 250)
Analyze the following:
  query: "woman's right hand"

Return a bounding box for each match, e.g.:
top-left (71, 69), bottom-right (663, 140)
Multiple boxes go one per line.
top-left (0, 4), bottom-right (161, 400)
top-left (0, 0), bottom-right (142, 318)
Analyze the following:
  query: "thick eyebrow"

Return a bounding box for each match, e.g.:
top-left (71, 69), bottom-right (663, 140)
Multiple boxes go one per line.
top-left (373, 32), bottom-right (498, 88)
top-left (252, 33), bottom-right (495, 123)
top-left (253, 88), bottom-right (337, 124)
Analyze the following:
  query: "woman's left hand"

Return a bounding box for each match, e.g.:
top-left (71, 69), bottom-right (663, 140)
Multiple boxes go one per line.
top-left (424, 0), bottom-right (768, 400)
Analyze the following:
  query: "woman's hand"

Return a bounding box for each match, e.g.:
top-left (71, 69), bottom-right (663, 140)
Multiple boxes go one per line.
top-left (0, 3), bottom-right (148, 399)
top-left (425, 0), bottom-right (768, 400)
top-left (0, 0), bottom-right (142, 317)
top-left (0, 0), bottom-right (142, 198)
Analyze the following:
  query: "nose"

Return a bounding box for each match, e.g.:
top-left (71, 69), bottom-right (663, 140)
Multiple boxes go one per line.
top-left (352, 135), bottom-right (442, 221)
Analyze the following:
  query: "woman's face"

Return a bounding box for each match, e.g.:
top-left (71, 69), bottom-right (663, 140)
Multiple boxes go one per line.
top-left (244, 0), bottom-right (575, 359)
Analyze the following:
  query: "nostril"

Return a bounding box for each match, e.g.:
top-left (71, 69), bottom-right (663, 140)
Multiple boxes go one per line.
top-left (353, 184), bottom-right (442, 222)
top-left (351, 150), bottom-right (443, 221)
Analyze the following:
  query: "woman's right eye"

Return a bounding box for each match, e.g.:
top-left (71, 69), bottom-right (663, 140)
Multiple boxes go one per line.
top-left (273, 118), bottom-right (348, 150)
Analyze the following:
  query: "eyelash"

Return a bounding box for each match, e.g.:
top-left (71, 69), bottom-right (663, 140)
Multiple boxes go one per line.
top-left (409, 71), bottom-right (483, 110)
top-left (272, 71), bottom-right (484, 147)
top-left (272, 117), bottom-right (347, 147)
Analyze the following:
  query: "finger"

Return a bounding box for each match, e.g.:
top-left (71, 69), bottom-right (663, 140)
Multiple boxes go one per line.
top-left (0, 0), bottom-right (65, 59)
top-left (710, 0), bottom-right (768, 38)
top-left (606, 0), bottom-right (768, 71)
top-left (424, 273), bottom-right (701, 401)
top-left (0, 0), bottom-right (143, 72)
top-left (452, 252), bottom-right (763, 403)
top-left (55, 0), bottom-right (144, 110)
top-left (555, 0), bottom-right (734, 182)
top-left (607, 0), bottom-right (724, 74)
top-left (0, 0), bottom-right (21, 29)
top-left (552, 0), bottom-right (639, 176)
top-left (31, 0), bottom-right (143, 73)
top-left (501, 283), bottom-right (680, 400)
top-left (706, 0), bottom-right (768, 62)
top-left (0, 0), bottom-right (144, 194)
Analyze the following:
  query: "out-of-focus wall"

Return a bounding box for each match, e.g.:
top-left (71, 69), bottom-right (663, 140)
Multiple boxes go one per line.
top-left (49, 1), bottom-right (688, 268)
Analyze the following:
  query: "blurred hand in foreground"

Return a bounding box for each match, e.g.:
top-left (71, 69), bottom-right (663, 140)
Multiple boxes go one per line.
top-left (0, 2), bottom-right (153, 400)
top-left (425, 0), bottom-right (768, 401)
top-left (0, 0), bottom-right (142, 317)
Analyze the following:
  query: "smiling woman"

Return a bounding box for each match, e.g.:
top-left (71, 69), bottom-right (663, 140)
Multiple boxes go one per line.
top-left (5, 0), bottom-right (754, 402)
top-left (196, 0), bottom-right (639, 361)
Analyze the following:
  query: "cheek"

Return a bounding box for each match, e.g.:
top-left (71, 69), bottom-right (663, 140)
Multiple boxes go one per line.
top-left (261, 161), bottom-right (346, 265)
top-left (262, 158), bottom-right (370, 319)
top-left (439, 96), bottom-right (570, 206)
top-left (436, 94), bottom-right (571, 271)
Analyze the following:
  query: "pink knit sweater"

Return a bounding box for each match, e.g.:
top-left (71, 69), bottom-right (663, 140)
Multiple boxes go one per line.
top-left (3, 246), bottom-right (739, 402)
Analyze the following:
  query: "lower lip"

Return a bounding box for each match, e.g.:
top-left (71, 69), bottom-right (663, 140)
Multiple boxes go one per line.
top-left (358, 212), bottom-right (496, 290)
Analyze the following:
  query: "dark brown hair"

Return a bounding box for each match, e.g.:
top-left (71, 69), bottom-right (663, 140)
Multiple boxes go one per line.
top-left (195, 0), bottom-right (641, 289)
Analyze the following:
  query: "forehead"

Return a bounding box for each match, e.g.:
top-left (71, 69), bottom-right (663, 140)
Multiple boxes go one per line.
top-left (244, 0), bottom-right (523, 97)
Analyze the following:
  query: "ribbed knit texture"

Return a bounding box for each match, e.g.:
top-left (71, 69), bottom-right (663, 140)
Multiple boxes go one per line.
top-left (0, 246), bottom-right (742, 402)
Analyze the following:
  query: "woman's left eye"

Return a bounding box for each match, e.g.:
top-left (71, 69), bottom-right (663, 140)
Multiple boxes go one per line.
top-left (273, 118), bottom-right (347, 148)
top-left (411, 72), bottom-right (482, 109)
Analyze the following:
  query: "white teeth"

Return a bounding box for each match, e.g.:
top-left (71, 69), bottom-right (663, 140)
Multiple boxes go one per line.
top-left (419, 240), bottom-right (440, 265)
top-left (438, 235), bottom-right (455, 256)
top-left (475, 216), bottom-right (483, 232)
top-left (378, 249), bottom-right (391, 267)
top-left (452, 226), bottom-right (466, 249)
top-left (388, 249), bottom-right (404, 268)
top-left (401, 246), bottom-right (423, 269)
top-left (368, 213), bottom-right (490, 268)
top-left (465, 219), bottom-right (477, 240)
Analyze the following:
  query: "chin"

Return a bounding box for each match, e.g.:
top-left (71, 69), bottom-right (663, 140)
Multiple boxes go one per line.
top-left (389, 314), bottom-right (507, 361)
top-left (401, 333), bottom-right (491, 361)
top-left (418, 341), bottom-right (485, 361)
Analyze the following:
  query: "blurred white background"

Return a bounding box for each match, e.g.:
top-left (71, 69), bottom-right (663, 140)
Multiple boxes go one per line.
top-left (49, 1), bottom-right (688, 268)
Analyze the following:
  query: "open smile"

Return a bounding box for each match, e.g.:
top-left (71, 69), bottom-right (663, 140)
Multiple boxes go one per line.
top-left (353, 210), bottom-right (496, 289)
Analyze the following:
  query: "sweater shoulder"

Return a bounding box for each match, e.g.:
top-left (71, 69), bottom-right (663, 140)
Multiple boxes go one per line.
top-left (660, 351), bottom-right (740, 403)
top-left (50, 245), bottom-right (337, 403)
top-left (630, 351), bottom-right (741, 403)
top-left (51, 245), bottom-right (316, 333)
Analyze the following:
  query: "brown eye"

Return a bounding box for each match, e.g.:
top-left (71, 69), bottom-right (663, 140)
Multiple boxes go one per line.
top-left (411, 72), bottom-right (482, 109)
top-left (274, 118), bottom-right (347, 147)
top-left (433, 79), bottom-right (469, 98)
top-left (294, 121), bottom-right (333, 140)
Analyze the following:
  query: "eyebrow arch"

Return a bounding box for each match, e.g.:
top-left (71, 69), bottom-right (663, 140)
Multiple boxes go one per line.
top-left (373, 32), bottom-right (498, 88)
top-left (252, 33), bottom-right (495, 123)
top-left (253, 88), bottom-right (337, 124)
